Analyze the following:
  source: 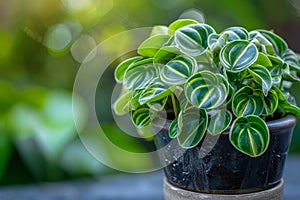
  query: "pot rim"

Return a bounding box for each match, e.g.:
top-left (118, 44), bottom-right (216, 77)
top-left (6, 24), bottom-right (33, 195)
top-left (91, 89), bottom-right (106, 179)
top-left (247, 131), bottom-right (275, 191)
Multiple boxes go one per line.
top-left (154, 114), bottom-right (297, 134)
top-left (264, 114), bottom-right (297, 132)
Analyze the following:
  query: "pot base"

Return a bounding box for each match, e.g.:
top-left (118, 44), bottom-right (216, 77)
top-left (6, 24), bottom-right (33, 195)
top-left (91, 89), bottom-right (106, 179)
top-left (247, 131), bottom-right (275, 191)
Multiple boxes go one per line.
top-left (163, 178), bottom-right (284, 200)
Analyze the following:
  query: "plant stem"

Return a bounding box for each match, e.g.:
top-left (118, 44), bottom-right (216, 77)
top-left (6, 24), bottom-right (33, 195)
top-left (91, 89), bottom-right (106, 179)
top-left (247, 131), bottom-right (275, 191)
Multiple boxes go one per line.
top-left (171, 94), bottom-right (178, 118)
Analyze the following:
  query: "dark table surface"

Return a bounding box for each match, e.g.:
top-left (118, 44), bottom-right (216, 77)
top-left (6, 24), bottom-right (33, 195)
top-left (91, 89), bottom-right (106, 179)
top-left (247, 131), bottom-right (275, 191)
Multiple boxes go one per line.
top-left (0, 155), bottom-right (299, 200)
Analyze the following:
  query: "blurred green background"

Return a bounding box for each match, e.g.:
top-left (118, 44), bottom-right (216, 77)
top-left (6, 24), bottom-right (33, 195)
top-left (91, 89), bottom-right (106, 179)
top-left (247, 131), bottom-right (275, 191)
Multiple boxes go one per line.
top-left (0, 0), bottom-right (300, 185)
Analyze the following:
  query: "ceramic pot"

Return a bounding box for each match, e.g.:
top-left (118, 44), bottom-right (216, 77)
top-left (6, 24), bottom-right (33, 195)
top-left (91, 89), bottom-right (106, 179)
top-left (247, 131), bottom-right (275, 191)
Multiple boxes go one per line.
top-left (154, 114), bottom-right (296, 194)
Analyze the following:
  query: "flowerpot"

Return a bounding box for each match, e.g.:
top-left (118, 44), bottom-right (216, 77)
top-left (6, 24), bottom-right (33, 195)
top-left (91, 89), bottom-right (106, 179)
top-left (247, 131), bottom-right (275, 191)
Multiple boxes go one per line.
top-left (154, 114), bottom-right (296, 197)
top-left (163, 178), bottom-right (284, 200)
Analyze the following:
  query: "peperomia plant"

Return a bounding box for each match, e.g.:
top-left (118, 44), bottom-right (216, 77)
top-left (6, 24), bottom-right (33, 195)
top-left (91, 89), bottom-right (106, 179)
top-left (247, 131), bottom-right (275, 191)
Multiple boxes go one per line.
top-left (113, 19), bottom-right (300, 157)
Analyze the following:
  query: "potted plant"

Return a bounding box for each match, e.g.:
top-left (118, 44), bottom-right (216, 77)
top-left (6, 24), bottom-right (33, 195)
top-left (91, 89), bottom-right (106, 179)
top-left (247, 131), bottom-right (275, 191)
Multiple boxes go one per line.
top-left (113, 19), bottom-right (300, 199)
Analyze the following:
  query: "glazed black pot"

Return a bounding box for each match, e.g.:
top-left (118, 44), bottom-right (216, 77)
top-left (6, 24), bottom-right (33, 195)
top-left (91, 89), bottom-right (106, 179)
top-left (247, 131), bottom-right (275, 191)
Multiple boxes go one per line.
top-left (154, 114), bottom-right (297, 194)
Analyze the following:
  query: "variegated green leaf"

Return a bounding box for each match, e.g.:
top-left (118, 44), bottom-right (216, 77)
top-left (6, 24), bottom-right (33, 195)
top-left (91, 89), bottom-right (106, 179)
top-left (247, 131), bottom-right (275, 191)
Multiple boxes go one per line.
top-left (138, 34), bottom-right (170, 57)
top-left (113, 90), bottom-right (132, 115)
top-left (208, 27), bottom-right (248, 53)
top-left (115, 56), bottom-right (142, 83)
top-left (208, 33), bottom-right (229, 52)
top-left (208, 33), bottom-right (219, 50)
top-left (131, 106), bottom-right (156, 128)
top-left (123, 58), bottom-right (157, 89)
top-left (169, 118), bottom-right (179, 138)
top-left (168, 19), bottom-right (198, 35)
top-left (160, 55), bottom-right (197, 85)
top-left (150, 25), bottom-right (168, 36)
top-left (280, 102), bottom-right (300, 118)
top-left (283, 49), bottom-right (300, 72)
top-left (177, 107), bottom-right (208, 148)
top-left (139, 78), bottom-right (173, 105)
top-left (232, 86), bottom-right (264, 117)
top-left (256, 30), bottom-right (288, 57)
top-left (220, 40), bottom-right (258, 72)
top-left (222, 27), bottom-right (249, 41)
top-left (185, 71), bottom-right (229, 109)
top-left (262, 88), bottom-right (279, 115)
top-left (207, 109), bottom-right (232, 135)
top-left (255, 52), bottom-right (272, 66)
top-left (130, 89), bottom-right (143, 110)
top-left (249, 31), bottom-right (276, 55)
top-left (164, 36), bottom-right (176, 46)
top-left (248, 64), bottom-right (272, 96)
top-left (274, 87), bottom-right (292, 102)
top-left (174, 24), bottom-right (215, 56)
top-left (153, 46), bottom-right (181, 65)
top-left (147, 97), bottom-right (168, 111)
top-left (273, 87), bottom-right (300, 117)
top-left (267, 55), bottom-right (284, 86)
top-left (268, 55), bottom-right (283, 65)
top-left (230, 115), bottom-right (269, 157)
top-left (174, 87), bottom-right (189, 111)
top-left (283, 70), bottom-right (300, 82)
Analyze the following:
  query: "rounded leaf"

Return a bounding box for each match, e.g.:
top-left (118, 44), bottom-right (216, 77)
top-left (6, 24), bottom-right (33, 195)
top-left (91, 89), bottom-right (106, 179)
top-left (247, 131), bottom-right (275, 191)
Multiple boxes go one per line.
top-left (154, 46), bottom-right (181, 65)
top-left (113, 91), bottom-right (132, 115)
top-left (150, 25), bottom-right (168, 36)
top-left (185, 71), bottom-right (229, 109)
top-left (222, 27), bottom-right (249, 41)
top-left (123, 58), bottom-right (157, 89)
top-left (283, 70), bottom-right (300, 82)
top-left (220, 40), bottom-right (258, 72)
top-left (115, 56), bottom-right (142, 83)
top-left (249, 31), bottom-right (275, 55)
top-left (138, 78), bottom-right (173, 105)
top-left (208, 33), bottom-right (220, 50)
top-left (177, 107), bottom-right (208, 148)
top-left (255, 52), bottom-right (273, 67)
top-left (283, 49), bottom-right (300, 72)
top-left (262, 88), bottom-right (279, 115)
top-left (160, 55), bottom-right (197, 85)
top-left (268, 55), bottom-right (283, 65)
top-left (208, 27), bottom-right (249, 52)
top-left (207, 109), bottom-right (232, 135)
top-left (168, 19), bottom-right (198, 35)
top-left (230, 115), bottom-right (270, 157)
top-left (138, 34), bottom-right (170, 57)
top-left (272, 87), bottom-right (300, 117)
top-left (174, 24), bottom-right (215, 56)
top-left (130, 89), bottom-right (143, 110)
top-left (256, 30), bottom-right (288, 57)
top-left (232, 86), bottom-right (264, 117)
top-left (169, 118), bottom-right (179, 138)
top-left (208, 33), bottom-right (229, 52)
top-left (147, 97), bottom-right (168, 112)
top-left (248, 64), bottom-right (272, 96)
top-left (131, 106), bottom-right (156, 128)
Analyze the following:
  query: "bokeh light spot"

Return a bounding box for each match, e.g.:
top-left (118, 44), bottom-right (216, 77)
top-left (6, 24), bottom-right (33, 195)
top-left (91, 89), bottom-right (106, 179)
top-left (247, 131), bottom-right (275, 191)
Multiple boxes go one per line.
top-left (99, 24), bottom-right (131, 54)
top-left (61, 0), bottom-right (113, 27)
top-left (63, 20), bottom-right (83, 39)
top-left (71, 34), bottom-right (97, 63)
top-left (44, 24), bottom-right (72, 54)
top-left (179, 8), bottom-right (206, 23)
top-left (62, 0), bottom-right (92, 12)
